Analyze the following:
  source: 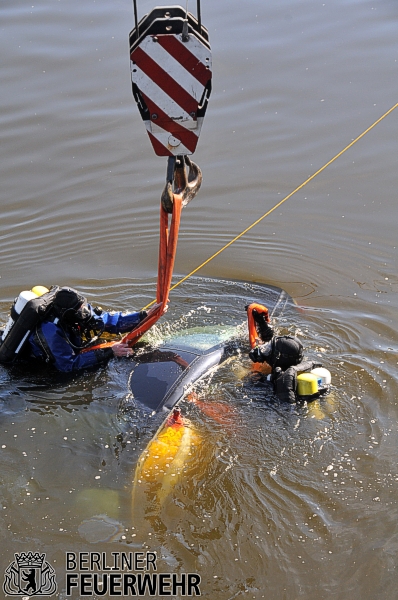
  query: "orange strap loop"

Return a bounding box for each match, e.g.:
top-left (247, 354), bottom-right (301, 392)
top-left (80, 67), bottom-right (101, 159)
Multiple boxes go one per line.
top-left (122, 194), bottom-right (182, 348)
top-left (247, 302), bottom-right (270, 349)
top-left (84, 194), bottom-right (183, 352)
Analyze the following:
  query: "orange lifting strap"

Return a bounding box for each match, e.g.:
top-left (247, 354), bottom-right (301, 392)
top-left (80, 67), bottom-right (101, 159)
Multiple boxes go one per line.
top-left (83, 155), bottom-right (200, 353)
top-left (123, 194), bottom-right (182, 347)
top-left (246, 302), bottom-right (270, 349)
top-left (83, 197), bottom-right (182, 353)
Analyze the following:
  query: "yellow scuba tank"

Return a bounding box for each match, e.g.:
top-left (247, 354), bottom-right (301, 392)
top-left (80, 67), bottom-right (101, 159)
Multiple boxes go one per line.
top-left (297, 373), bottom-right (319, 398)
top-left (297, 368), bottom-right (332, 400)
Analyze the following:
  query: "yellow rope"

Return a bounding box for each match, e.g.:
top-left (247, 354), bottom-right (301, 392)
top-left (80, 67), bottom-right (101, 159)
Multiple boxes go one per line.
top-left (143, 101), bottom-right (398, 309)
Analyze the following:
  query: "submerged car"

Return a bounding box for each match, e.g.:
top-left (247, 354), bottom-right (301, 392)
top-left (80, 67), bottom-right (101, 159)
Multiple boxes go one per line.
top-left (129, 283), bottom-right (291, 412)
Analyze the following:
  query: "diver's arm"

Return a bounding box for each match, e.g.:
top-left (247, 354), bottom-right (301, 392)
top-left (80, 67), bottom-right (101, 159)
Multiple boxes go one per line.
top-left (252, 310), bottom-right (274, 342)
top-left (92, 309), bottom-right (146, 334)
top-left (272, 367), bottom-right (297, 403)
top-left (31, 322), bottom-right (114, 372)
top-left (294, 360), bottom-right (322, 373)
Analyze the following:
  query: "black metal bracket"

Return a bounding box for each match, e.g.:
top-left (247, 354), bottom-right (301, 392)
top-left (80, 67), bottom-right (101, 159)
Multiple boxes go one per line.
top-left (130, 3), bottom-right (206, 52)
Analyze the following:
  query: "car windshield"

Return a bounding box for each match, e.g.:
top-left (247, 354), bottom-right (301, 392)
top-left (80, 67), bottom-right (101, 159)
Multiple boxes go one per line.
top-left (162, 325), bottom-right (238, 352)
top-left (130, 348), bottom-right (198, 411)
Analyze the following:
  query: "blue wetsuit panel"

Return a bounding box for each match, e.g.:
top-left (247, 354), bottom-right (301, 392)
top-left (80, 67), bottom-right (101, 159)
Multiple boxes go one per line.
top-left (28, 309), bottom-right (142, 372)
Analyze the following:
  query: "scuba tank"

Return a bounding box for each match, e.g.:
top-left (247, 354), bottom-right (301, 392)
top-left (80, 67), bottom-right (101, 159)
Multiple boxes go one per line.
top-left (31, 285), bottom-right (50, 297)
top-left (0, 285), bottom-right (103, 364)
top-left (297, 368), bottom-right (331, 401)
top-left (1, 290), bottom-right (39, 343)
top-left (311, 366), bottom-right (331, 386)
top-left (0, 286), bottom-right (54, 363)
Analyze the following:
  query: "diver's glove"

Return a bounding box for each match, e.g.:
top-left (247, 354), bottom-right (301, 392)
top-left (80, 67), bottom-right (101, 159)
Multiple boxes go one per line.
top-left (251, 311), bottom-right (273, 342)
top-left (249, 346), bottom-right (267, 363)
top-left (249, 308), bottom-right (273, 342)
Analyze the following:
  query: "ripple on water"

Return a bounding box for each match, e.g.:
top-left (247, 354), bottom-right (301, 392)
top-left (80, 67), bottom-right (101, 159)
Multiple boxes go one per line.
top-left (1, 278), bottom-right (398, 599)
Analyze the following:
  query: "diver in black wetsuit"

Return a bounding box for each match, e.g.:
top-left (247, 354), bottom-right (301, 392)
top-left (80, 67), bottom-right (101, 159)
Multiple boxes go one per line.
top-left (247, 308), bottom-right (322, 403)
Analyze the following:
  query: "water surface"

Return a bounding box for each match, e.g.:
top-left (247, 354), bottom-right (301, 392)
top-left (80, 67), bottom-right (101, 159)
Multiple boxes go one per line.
top-left (1, 0), bottom-right (398, 598)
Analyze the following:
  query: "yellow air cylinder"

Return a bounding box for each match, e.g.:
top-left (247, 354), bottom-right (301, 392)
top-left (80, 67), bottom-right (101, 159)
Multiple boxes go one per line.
top-left (297, 373), bottom-right (319, 397)
top-left (31, 285), bottom-right (49, 297)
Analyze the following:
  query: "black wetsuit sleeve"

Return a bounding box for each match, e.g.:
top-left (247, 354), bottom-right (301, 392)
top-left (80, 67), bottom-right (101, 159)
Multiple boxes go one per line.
top-left (295, 360), bottom-right (322, 373)
top-left (93, 348), bottom-right (115, 365)
top-left (273, 367), bottom-right (297, 403)
top-left (252, 312), bottom-right (275, 342)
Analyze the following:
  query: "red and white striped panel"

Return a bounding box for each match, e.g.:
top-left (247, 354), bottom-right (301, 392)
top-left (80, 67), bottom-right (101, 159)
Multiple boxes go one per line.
top-left (131, 33), bottom-right (212, 156)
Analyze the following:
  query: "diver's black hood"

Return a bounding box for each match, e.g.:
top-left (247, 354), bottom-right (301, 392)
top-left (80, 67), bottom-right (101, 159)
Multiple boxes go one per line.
top-left (269, 335), bottom-right (304, 371)
top-left (51, 287), bottom-right (87, 325)
top-left (50, 286), bottom-right (105, 349)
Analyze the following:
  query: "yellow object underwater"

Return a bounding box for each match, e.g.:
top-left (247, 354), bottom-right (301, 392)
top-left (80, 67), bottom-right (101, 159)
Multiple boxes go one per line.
top-left (132, 409), bottom-right (199, 512)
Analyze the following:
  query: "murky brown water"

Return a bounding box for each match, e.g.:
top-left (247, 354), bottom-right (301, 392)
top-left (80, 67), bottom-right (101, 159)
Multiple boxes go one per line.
top-left (1, 0), bottom-right (398, 598)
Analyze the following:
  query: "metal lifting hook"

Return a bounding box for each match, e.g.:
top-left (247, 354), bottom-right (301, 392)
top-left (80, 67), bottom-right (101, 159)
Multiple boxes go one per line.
top-left (132, 0), bottom-right (202, 35)
top-left (130, 2), bottom-right (211, 156)
top-left (80, 2), bottom-right (208, 354)
top-left (161, 155), bottom-right (202, 213)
